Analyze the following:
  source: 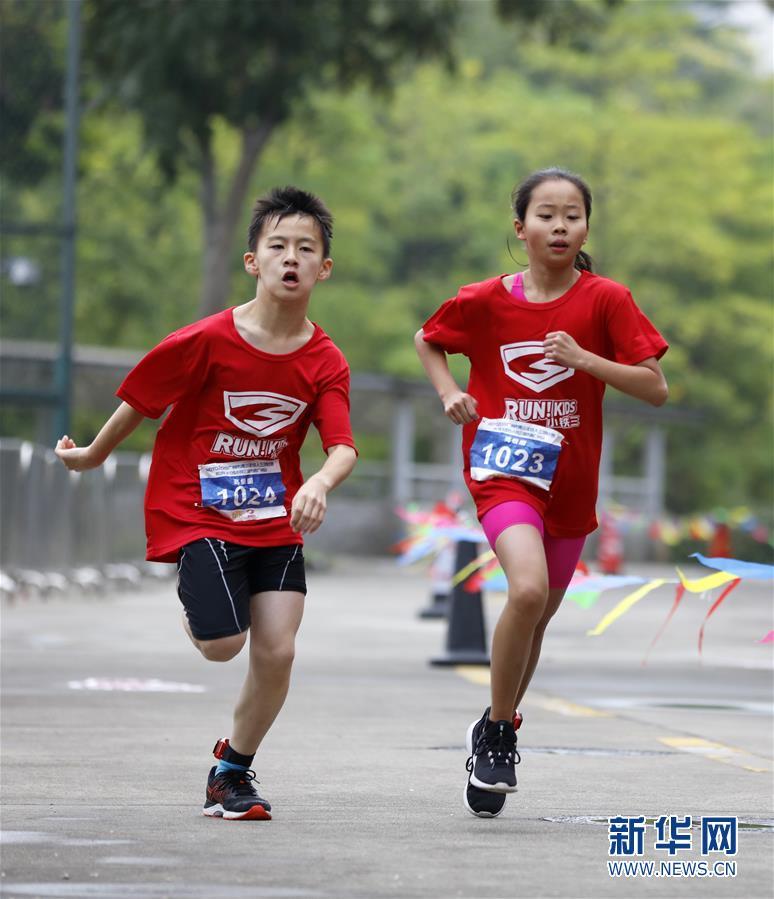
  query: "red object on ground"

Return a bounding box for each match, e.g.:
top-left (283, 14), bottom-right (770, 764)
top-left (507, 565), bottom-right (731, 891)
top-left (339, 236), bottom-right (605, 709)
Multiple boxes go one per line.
top-left (708, 522), bottom-right (732, 559)
top-left (597, 513), bottom-right (623, 574)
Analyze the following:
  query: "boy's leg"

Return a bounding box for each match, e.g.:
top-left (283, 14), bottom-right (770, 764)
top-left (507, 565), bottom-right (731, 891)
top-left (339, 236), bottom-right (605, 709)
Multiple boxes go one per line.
top-left (181, 612), bottom-right (246, 661)
top-left (176, 538), bottom-right (252, 658)
top-left (229, 589), bottom-right (305, 756)
top-left (176, 539), bottom-right (276, 820)
top-left (202, 546), bottom-right (306, 817)
top-left (203, 591), bottom-right (303, 821)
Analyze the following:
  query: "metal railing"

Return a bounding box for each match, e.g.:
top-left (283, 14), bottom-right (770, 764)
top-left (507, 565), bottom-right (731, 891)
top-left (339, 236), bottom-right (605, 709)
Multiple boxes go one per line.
top-left (0, 439), bottom-right (463, 580)
top-left (0, 439), bottom-right (148, 582)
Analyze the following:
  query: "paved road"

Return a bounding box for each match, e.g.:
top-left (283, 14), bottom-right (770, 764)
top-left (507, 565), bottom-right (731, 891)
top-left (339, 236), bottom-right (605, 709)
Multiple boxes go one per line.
top-left (1, 557), bottom-right (772, 898)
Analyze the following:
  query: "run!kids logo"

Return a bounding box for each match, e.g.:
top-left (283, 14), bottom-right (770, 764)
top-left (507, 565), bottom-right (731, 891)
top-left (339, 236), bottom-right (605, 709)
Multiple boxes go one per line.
top-left (500, 341), bottom-right (574, 393)
top-left (210, 391), bottom-right (306, 459)
top-left (503, 398), bottom-right (580, 430)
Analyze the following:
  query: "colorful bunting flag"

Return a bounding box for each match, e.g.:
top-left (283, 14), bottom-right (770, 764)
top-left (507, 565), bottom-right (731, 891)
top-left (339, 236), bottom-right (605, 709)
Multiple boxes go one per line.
top-left (396, 502), bottom-right (771, 658)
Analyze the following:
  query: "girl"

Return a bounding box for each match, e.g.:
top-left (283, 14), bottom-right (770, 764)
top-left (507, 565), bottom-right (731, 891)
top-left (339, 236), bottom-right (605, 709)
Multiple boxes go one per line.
top-left (414, 168), bottom-right (668, 818)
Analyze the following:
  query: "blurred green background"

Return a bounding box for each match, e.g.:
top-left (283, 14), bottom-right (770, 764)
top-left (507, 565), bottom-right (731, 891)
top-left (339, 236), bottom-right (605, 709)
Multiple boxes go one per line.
top-left (1, 0), bottom-right (772, 524)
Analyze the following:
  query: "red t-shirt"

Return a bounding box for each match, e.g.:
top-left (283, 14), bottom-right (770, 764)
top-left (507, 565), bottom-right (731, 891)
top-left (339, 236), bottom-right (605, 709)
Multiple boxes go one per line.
top-left (422, 271), bottom-right (668, 537)
top-left (117, 309), bottom-right (356, 561)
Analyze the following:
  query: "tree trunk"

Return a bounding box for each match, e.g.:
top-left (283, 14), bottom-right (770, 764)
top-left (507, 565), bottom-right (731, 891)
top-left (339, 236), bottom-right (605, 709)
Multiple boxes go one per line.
top-left (197, 122), bottom-right (276, 320)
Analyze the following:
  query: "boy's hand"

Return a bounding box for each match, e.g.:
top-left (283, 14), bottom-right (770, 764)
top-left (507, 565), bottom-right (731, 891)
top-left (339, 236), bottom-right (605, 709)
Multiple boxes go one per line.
top-left (441, 390), bottom-right (479, 426)
top-left (54, 436), bottom-right (100, 472)
top-left (290, 475), bottom-right (328, 534)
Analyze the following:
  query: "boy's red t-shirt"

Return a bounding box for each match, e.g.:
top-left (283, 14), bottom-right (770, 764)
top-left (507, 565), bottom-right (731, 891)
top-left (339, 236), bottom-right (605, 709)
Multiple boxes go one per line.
top-left (117, 308), bottom-right (356, 562)
top-left (422, 270), bottom-right (668, 537)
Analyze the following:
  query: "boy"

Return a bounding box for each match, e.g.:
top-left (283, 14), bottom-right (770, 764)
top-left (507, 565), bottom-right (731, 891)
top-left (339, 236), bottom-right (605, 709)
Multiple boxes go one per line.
top-left (56, 186), bottom-right (358, 820)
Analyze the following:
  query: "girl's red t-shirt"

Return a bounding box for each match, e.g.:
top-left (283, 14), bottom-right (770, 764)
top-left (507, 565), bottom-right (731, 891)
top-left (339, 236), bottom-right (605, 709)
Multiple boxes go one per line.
top-left (118, 309), bottom-right (356, 561)
top-left (422, 270), bottom-right (668, 537)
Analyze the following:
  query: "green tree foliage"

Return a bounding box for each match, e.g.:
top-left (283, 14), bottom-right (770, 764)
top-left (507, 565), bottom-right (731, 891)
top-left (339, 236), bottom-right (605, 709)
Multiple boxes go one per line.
top-left (496, 0), bottom-right (625, 45)
top-left (246, 0), bottom-right (771, 512)
top-left (3, 0), bottom-right (771, 515)
top-left (83, 0), bottom-right (460, 319)
top-left (0, 0), bottom-right (66, 188)
top-left (73, 113), bottom-right (201, 346)
top-left (0, 1), bottom-right (69, 343)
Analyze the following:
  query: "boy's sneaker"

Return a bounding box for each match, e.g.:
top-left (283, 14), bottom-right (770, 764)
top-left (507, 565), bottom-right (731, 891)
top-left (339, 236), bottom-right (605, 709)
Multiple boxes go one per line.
top-left (203, 766), bottom-right (272, 821)
top-left (465, 707), bottom-right (520, 793)
top-left (463, 710), bottom-right (522, 818)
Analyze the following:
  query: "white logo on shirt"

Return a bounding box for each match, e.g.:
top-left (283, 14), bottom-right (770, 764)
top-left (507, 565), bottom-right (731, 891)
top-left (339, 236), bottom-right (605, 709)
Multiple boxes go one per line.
top-left (223, 391), bottom-right (307, 437)
top-left (503, 398), bottom-right (581, 430)
top-left (500, 341), bottom-right (574, 393)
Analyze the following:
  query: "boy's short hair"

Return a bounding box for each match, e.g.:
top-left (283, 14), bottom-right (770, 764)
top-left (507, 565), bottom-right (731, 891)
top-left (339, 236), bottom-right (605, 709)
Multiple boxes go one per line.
top-left (247, 186), bottom-right (333, 257)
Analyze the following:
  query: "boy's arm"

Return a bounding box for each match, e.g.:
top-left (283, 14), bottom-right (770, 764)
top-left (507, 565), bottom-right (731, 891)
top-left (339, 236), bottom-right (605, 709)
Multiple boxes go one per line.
top-left (544, 331), bottom-right (668, 406)
top-left (414, 329), bottom-right (479, 425)
top-left (55, 401), bottom-right (147, 471)
top-left (290, 444), bottom-right (358, 534)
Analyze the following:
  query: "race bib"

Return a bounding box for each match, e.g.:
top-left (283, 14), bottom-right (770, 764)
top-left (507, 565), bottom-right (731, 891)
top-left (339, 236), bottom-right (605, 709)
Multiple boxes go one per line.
top-left (199, 460), bottom-right (287, 522)
top-left (469, 418), bottom-right (563, 491)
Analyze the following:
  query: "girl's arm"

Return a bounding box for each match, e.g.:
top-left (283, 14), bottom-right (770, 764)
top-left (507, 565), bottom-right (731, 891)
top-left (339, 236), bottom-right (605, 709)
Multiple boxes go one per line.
top-left (414, 329), bottom-right (479, 424)
top-left (544, 331), bottom-right (668, 406)
top-left (55, 401), bottom-right (147, 471)
top-left (290, 444), bottom-right (358, 534)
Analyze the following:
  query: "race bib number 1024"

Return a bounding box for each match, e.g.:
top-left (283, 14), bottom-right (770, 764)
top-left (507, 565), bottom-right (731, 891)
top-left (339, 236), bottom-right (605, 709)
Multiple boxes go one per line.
top-left (199, 460), bottom-right (287, 522)
top-left (469, 418), bottom-right (564, 491)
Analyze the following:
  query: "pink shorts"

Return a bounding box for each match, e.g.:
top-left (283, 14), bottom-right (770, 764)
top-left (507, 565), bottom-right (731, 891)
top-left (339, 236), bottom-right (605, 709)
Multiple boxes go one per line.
top-left (480, 501), bottom-right (585, 590)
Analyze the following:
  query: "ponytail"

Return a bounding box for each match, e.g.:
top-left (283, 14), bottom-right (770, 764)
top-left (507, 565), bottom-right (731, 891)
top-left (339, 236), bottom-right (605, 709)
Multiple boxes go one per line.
top-left (575, 249), bottom-right (594, 272)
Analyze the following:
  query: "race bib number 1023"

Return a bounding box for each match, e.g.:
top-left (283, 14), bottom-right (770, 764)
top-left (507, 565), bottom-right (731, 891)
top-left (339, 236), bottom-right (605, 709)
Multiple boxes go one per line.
top-left (469, 418), bottom-right (564, 491)
top-left (199, 460), bottom-right (287, 522)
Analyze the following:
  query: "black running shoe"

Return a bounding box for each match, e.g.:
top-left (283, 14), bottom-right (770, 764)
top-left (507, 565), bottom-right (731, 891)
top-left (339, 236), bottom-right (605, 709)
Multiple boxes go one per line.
top-left (466, 707), bottom-right (519, 793)
top-left (463, 709), bottom-right (523, 817)
top-left (203, 766), bottom-right (272, 821)
top-left (463, 779), bottom-right (507, 818)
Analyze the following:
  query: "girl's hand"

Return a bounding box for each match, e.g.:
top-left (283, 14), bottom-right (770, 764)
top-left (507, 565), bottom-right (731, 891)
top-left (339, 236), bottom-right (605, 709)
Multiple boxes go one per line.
top-left (441, 390), bottom-right (479, 425)
top-left (290, 476), bottom-right (328, 534)
top-left (544, 331), bottom-right (588, 369)
top-left (54, 436), bottom-right (100, 472)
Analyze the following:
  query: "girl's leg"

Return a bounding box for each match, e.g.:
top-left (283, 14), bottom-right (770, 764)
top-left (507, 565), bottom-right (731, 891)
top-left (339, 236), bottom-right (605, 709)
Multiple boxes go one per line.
top-left (229, 590), bottom-right (305, 756)
top-left (512, 534), bottom-right (586, 711)
top-left (512, 587), bottom-right (566, 711)
top-left (489, 523), bottom-right (549, 721)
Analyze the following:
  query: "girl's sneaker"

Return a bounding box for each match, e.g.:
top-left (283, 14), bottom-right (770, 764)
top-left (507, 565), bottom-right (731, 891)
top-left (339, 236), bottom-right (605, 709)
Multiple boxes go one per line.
top-left (465, 707), bottom-right (520, 793)
top-left (463, 710), bottom-right (523, 817)
top-left (464, 780), bottom-right (507, 817)
top-left (203, 766), bottom-right (272, 821)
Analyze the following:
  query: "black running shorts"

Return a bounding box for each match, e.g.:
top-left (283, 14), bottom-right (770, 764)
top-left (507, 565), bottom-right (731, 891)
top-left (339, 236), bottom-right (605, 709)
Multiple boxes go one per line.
top-left (176, 539), bottom-right (306, 641)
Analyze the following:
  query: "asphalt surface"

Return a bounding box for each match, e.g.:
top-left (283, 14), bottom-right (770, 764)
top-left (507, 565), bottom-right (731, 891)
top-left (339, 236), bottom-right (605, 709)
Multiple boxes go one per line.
top-left (1, 556), bottom-right (772, 899)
